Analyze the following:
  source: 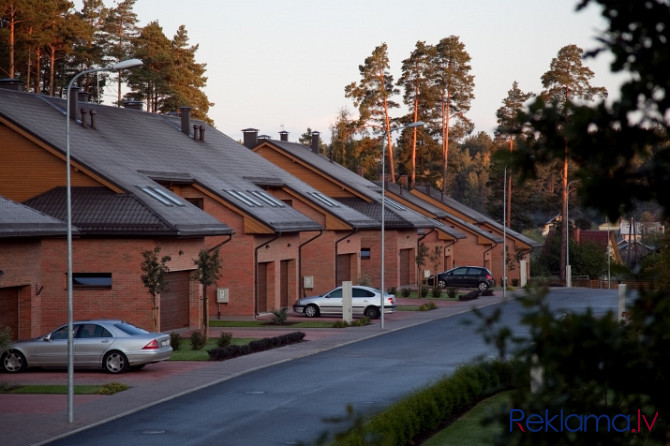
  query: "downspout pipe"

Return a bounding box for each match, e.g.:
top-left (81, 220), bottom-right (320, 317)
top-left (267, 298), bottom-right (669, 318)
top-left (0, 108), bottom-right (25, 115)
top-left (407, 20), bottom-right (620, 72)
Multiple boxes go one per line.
top-left (254, 233), bottom-right (281, 316)
top-left (207, 234), bottom-right (233, 320)
top-left (299, 230), bottom-right (323, 298)
top-left (483, 243), bottom-right (497, 270)
top-left (334, 229), bottom-right (358, 288)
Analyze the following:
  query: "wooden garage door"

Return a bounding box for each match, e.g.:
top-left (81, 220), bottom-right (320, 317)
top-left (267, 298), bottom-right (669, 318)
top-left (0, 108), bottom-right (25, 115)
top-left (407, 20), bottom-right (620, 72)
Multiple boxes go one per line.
top-left (336, 254), bottom-right (352, 285)
top-left (399, 248), bottom-right (411, 286)
top-left (0, 287), bottom-right (19, 338)
top-left (160, 271), bottom-right (190, 331)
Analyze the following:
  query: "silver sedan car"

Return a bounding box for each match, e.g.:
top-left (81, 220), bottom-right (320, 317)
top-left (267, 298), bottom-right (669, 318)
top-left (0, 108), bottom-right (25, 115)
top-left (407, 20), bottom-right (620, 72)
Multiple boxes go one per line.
top-left (293, 285), bottom-right (396, 319)
top-left (1, 320), bottom-right (173, 374)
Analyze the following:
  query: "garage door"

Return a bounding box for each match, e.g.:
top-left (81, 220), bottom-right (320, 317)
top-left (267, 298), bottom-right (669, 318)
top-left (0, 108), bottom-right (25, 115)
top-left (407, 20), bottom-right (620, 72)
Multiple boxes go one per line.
top-left (160, 271), bottom-right (190, 331)
top-left (0, 287), bottom-right (19, 338)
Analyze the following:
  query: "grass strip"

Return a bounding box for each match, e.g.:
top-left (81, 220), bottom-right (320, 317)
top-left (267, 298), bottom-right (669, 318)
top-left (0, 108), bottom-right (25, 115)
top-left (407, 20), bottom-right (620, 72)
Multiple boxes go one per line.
top-left (1, 382), bottom-right (128, 395)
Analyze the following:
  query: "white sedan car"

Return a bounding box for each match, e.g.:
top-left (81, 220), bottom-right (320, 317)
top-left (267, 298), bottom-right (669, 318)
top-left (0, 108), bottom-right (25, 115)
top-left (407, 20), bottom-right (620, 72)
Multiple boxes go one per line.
top-left (293, 285), bottom-right (396, 319)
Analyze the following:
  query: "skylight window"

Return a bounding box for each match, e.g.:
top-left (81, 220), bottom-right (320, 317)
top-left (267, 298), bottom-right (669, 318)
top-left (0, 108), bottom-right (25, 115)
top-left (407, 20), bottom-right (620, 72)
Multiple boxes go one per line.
top-left (248, 190), bottom-right (285, 207)
top-left (140, 186), bottom-right (184, 206)
top-left (385, 199), bottom-right (406, 211)
top-left (226, 190), bottom-right (263, 207)
top-left (309, 191), bottom-right (341, 208)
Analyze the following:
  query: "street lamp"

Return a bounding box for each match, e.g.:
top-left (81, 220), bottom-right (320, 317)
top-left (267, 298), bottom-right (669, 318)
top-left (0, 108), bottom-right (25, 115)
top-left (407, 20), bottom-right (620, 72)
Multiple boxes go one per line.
top-left (380, 121), bottom-right (425, 329)
top-left (565, 179), bottom-right (580, 288)
top-left (65, 58), bottom-right (142, 423)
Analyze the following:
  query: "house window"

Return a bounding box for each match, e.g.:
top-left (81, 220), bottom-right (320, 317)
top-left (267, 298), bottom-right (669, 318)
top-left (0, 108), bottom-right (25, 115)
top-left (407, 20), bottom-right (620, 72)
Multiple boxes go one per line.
top-left (360, 248), bottom-right (371, 259)
top-left (185, 197), bottom-right (204, 209)
top-left (72, 273), bottom-right (112, 288)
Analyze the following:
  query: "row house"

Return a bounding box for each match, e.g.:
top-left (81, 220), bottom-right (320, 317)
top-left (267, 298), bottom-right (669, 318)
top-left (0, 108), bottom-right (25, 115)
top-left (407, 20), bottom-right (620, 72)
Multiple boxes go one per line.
top-left (249, 129), bottom-right (540, 288)
top-left (0, 85), bottom-right (391, 335)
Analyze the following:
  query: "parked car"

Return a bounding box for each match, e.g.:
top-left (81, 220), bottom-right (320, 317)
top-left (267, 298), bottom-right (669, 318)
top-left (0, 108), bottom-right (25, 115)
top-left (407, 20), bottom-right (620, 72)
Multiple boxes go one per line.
top-left (293, 285), bottom-right (396, 319)
top-left (427, 266), bottom-right (495, 291)
top-left (1, 320), bottom-right (173, 374)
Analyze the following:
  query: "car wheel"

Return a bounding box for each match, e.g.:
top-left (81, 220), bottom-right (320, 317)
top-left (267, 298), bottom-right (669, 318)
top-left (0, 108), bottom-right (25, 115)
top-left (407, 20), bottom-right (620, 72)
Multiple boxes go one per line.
top-left (304, 304), bottom-right (319, 318)
top-left (438, 279), bottom-right (447, 288)
top-left (364, 306), bottom-right (381, 319)
top-left (477, 282), bottom-right (489, 292)
top-left (103, 351), bottom-right (129, 374)
top-left (2, 350), bottom-right (26, 373)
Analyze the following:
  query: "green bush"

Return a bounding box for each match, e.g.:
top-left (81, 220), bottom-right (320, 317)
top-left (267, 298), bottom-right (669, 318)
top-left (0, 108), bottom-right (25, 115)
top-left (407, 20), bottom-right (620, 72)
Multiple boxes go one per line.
top-left (329, 360), bottom-right (515, 445)
top-left (419, 287), bottom-right (429, 298)
top-left (170, 332), bottom-right (182, 351)
top-left (217, 331), bottom-right (233, 348)
top-left (190, 331), bottom-right (206, 351)
top-left (430, 287), bottom-right (442, 298)
top-left (271, 307), bottom-right (288, 325)
top-left (419, 302), bottom-right (438, 311)
top-left (401, 287), bottom-right (411, 297)
top-left (0, 326), bottom-right (12, 353)
top-left (332, 320), bottom-right (350, 328)
top-left (351, 317), bottom-right (370, 327)
top-left (388, 287), bottom-right (397, 296)
top-left (446, 288), bottom-right (458, 299)
top-left (98, 382), bottom-right (128, 395)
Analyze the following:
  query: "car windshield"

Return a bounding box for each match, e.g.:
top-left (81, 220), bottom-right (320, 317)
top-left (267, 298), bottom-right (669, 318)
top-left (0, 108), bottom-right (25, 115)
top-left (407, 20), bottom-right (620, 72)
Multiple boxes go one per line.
top-left (114, 322), bottom-right (149, 335)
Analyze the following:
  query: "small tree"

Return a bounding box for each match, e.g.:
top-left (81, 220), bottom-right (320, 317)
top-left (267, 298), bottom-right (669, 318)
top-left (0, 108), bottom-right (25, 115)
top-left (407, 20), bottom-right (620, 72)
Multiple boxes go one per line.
top-left (428, 246), bottom-right (443, 292)
top-left (415, 243), bottom-right (429, 298)
top-left (193, 247), bottom-right (223, 340)
top-left (140, 247), bottom-right (171, 331)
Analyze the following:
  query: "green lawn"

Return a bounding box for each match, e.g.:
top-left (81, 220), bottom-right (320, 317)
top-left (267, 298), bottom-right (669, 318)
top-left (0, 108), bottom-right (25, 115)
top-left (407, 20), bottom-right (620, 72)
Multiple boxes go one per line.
top-left (209, 320), bottom-right (334, 329)
top-left (422, 390), bottom-right (512, 446)
top-left (0, 382), bottom-right (128, 395)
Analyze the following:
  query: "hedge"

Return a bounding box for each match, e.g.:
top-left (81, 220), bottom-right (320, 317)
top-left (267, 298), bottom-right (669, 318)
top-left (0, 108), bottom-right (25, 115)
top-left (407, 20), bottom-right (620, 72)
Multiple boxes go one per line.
top-left (207, 331), bottom-right (306, 361)
top-left (330, 360), bottom-right (516, 445)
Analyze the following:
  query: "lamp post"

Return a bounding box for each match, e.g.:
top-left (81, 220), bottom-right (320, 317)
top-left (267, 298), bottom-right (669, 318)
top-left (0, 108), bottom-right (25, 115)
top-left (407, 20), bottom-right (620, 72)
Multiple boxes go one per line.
top-left (565, 179), bottom-right (580, 288)
top-left (502, 166), bottom-right (507, 299)
top-left (380, 121), bottom-right (425, 329)
top-left (65, 58), bottom-right (142, 423)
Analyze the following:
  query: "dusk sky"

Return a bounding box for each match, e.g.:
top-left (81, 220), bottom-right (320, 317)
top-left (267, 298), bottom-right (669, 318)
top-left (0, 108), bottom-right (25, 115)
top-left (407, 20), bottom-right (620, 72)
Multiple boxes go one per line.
top-left (107, 0), bottom-right (627, 143)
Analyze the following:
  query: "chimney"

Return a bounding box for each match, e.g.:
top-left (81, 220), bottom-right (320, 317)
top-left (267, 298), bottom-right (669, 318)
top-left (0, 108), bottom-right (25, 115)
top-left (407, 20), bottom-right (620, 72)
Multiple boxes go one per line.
top-left (242, 128), bottom-right (259, 149)
top-left (199, 125), bottom-right (205, 142)
top-left (89, 110), bottom-right (96, 129)
top-left (399, 175), bottom-right (409, 189)
top-left (69, 86), bottom-right (79, 120)
top-left (0, 78), bottom-right (24, 92)
top-left (279, 130), bottom-right (289, 142)
top-left (193, 124), bottom-right (199, 140)
top-left (80, 107), bottom-right (88, 128)
top-left (311, 131), bottom-right (320, 154)
top-left (180, 106), bottom-right (191, 136)
top-left (122, 100), bottom-right (143, 111)
top-left (356, 166), bottom-right (364, 177)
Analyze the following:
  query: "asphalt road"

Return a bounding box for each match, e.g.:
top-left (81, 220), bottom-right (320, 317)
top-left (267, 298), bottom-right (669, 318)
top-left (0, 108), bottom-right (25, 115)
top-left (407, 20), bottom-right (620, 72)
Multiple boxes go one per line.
top-left (48, 288), bottom-right (619, 446)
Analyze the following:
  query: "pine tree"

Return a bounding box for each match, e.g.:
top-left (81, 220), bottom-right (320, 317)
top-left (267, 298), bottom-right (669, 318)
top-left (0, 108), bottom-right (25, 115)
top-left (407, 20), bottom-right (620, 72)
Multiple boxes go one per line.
top-left (397, 41), bottom-right (438, 187)
top-left (102, 0), bottom-right (138, 105)
top-left (540, 44), bottom-right (607, 284)
top-left (345, 43), bottom-right (400, 182)
top-left (495, 81), bottom-right (534, 227)
top-left (432, 36), bottom-right (475, 195)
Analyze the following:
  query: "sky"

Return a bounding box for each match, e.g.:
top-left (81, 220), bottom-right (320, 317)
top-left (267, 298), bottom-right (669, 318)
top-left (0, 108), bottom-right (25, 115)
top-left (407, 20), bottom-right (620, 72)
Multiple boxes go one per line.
top-left (105, 0), bottom-right (627, 144)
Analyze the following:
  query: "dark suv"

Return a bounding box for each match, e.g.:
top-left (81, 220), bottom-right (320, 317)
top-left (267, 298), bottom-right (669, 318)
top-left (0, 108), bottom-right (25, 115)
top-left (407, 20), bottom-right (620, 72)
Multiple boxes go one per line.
top-left (427, 266), bottom-right (495, 291)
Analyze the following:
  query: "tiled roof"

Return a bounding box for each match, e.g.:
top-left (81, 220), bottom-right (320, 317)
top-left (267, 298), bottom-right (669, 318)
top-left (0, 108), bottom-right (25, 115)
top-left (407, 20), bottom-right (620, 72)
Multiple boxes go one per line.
top-left (23, 187), bottom-right (227, 236)
top-left (0, 88), bottom-right (327, 234)
top-left (262, 139), bottom-right (439, 230)
top-left (0, 195), bottom-right (69, 238)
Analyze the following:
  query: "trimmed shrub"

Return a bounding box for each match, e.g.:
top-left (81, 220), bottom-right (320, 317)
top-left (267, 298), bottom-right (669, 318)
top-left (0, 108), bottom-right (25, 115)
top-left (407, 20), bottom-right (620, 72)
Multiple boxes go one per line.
top-left (419, 302), bottom-right (438, 311)
top-left (217, 331), bottom-right (233, 348)
top-left (446, 288), bottom-right (458, 299)
top-left (430, 287), bottom-right (442, 298)
top-left (170, 332), bottom-right (182, 351)
top-left (208, 331), bottom-right (305, 361)
top-left (401, 288), bottom-right (411, 297)
top-left (190, 331), bottom-right (206, 350)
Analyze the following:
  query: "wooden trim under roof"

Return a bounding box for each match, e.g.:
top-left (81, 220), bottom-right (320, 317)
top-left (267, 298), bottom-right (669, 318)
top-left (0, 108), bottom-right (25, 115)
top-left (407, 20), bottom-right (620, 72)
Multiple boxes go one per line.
top-left (254, 142), bottom-right (371, 201)
top-left (0, 116), bottom-right (124, 195)
top-left (192, 184), bottom-right (274, 235)
top-left (280, 187), bottom-right (353, 231)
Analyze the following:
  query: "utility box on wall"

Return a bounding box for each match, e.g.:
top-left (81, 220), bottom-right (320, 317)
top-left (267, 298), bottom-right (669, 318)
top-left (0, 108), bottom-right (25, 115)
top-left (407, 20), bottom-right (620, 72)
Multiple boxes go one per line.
top-left (303, 276), bottom-right (314, 289)
top-left (216, 288), bottom-right (229, 303)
